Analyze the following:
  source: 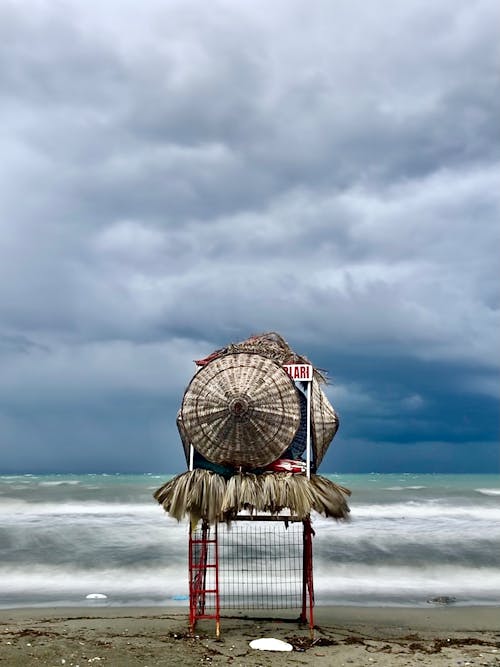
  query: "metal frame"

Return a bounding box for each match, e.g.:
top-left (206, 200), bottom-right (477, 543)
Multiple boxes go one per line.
top-left (188, 514), bottom-right (314, 638)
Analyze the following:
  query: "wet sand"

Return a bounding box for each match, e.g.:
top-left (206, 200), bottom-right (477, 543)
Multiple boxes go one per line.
top-left (1, 605), bottom-right (499, 666)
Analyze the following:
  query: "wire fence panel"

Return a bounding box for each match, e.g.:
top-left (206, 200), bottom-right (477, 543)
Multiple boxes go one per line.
top-left (191, 520), bottom-right (304, 610)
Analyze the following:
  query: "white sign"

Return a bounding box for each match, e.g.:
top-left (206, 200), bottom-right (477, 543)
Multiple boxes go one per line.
top-left (283, 364), bottom-right (313, 381)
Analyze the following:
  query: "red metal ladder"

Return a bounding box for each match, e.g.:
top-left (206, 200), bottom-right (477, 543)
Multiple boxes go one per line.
top-left (188, 521), bottom-right (220, 637)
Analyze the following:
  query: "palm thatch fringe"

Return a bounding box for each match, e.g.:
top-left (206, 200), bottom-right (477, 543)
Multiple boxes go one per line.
top-left (154, 470), bottom-right (351, 526)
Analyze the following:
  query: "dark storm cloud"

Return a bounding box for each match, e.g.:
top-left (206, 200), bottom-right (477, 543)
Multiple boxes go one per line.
top-left (0, 0), bottom-right (498, 473)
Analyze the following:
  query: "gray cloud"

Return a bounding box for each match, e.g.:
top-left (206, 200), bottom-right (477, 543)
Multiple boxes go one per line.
top-left (0, 0), bottom-right (498, 473)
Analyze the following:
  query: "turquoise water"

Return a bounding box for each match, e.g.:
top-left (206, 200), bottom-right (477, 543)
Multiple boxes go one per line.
top-left (0, 473), bottom-right (499, 608)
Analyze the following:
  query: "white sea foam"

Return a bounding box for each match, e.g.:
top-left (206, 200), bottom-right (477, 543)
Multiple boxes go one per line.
top-left (38, 480), bottom-right (81, 486)
top-left (6, 499), bottom-right (498, 523)
top-left (347, 502), bottom-right (500, 521)
top-left (0, 475), bottom-right (38, 480)
top-left (476, 488), bottom-right (500, 496)
top-left (0, 501), bottom-right (166, 518)
top-left (0, 565), bottom-right (188, 599)
top-left (313, 563), bottom-right (500, 598)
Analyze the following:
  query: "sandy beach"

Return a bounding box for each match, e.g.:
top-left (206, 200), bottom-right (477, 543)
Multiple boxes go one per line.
top-left (1, 606), bottom-right (499, 666)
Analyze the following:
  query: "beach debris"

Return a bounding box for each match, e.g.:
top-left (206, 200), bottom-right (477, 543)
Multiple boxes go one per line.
top-left (426, 595), bottom-right (456, 605)
top-left (249, 637), bottom-right (293, 651)
top-left (85, 593), bottom-right (107, 599)
top-left (286, 635), bottom-right (338, 651)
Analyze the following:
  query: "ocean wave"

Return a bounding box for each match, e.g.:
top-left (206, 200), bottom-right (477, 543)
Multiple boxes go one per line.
top-left (1, 562), bottom-right (499, 608)
top-left (347, 503), bottom-right (500, 521)
top-left (0, 564), bottom-right (188, 599)
top-left (0, 475), bottom-right (39, 480)
top-left (0, 497), bottom-right (28, 506)
top-left (476, 488), bottom-right (500, 496)
top-left (313, 563), bottom-right (500, 598)
top-left (384, 486), bottom-right (426, 491)
top-left (2, 497), bottom-right (499, 525)
top-left (0, 501), bottom-right (166, 518)
top-left (38, 480), bottom-right (81, 486)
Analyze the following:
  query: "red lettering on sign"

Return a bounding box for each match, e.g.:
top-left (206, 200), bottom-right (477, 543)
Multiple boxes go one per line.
top-left (283, 364), bottom-right (312, 381)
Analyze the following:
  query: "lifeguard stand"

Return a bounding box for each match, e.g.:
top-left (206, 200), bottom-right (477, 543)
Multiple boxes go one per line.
top-left (188, 363), bottom-right (316, 638)
top-left (154, 336), bottom-right (349, 640)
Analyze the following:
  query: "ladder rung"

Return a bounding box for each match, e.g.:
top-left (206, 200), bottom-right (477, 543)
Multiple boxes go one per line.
top-left (190, 539), bottom-right (217, 544)
top-left (191, 589), bottom-right (217, 594)
top-left (190, 564), bottom-right (216, 569)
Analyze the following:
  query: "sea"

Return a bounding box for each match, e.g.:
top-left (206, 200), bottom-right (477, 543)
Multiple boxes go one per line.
top-left (0, 473), bottom-right (499, 609)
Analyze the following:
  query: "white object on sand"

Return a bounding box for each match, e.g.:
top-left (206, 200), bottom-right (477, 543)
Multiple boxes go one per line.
top-left (85, 593), bottom-right (107, 599)
top-left (249, 638), bottom-right (293, 652)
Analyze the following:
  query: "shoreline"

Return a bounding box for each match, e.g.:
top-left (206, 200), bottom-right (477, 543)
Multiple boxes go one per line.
top-left (1, 606), bottom-right (499, 666)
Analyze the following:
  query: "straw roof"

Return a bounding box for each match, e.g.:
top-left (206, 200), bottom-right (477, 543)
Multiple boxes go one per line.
top-left (180, 353), bottom-right (301, 468)
top-left (154, 470), bottom-right (351, 526)
top-left (195, 331), bottom-right (328, 383)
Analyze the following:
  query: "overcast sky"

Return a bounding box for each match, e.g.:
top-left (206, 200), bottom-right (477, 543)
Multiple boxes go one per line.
top-left (1, 0), bottom-right (498, 474)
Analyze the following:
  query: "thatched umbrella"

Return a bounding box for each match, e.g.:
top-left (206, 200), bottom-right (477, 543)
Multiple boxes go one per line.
top-left (180, 353), bottom-right (301, 468)
top-left (311, 377), bottom-right (340, 468)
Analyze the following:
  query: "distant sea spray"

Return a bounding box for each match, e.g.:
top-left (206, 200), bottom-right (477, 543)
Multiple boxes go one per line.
top-left (0, 473), bottom-right (499, 608)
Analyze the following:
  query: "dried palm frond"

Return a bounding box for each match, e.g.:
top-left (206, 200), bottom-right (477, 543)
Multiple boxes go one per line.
top-left (222, 473), bottom-right (242, 514)
top-left (274, 473), bottom-right (290, 509)
top-left (284, 474), bottom-right (316, 520)
top-left (261, 473), bottom-right (282, 514)
top-left (252, 474), bottom-right (266, 509)
top-left (186, 468), bottom-right (204, 511)
top-left (189, 507), bottom-right (202, 533)
top-left (153, 478), bottom-right (172, 506)
top-left (207, 472), bottom-right (226, 524)
top-left (240, 472), bottom-right (259, 511)
top-left (154, 470), bottom-right (351, 524)
top-left (309, 475), bottom-right (351, 519)
top-left (153, 471), bottom-right (192, 521)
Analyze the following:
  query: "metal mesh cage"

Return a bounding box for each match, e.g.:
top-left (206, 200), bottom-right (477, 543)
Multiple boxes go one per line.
top-left (219, 521), bottom-right (305, 609)
top-left (190, 520), bottom-right (307, 610)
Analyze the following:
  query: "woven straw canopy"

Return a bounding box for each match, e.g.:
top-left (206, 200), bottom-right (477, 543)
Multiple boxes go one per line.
top-left (181, 353), bottom-right (301, 468)
top-left (311, 377), bottom-right (339, 468)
